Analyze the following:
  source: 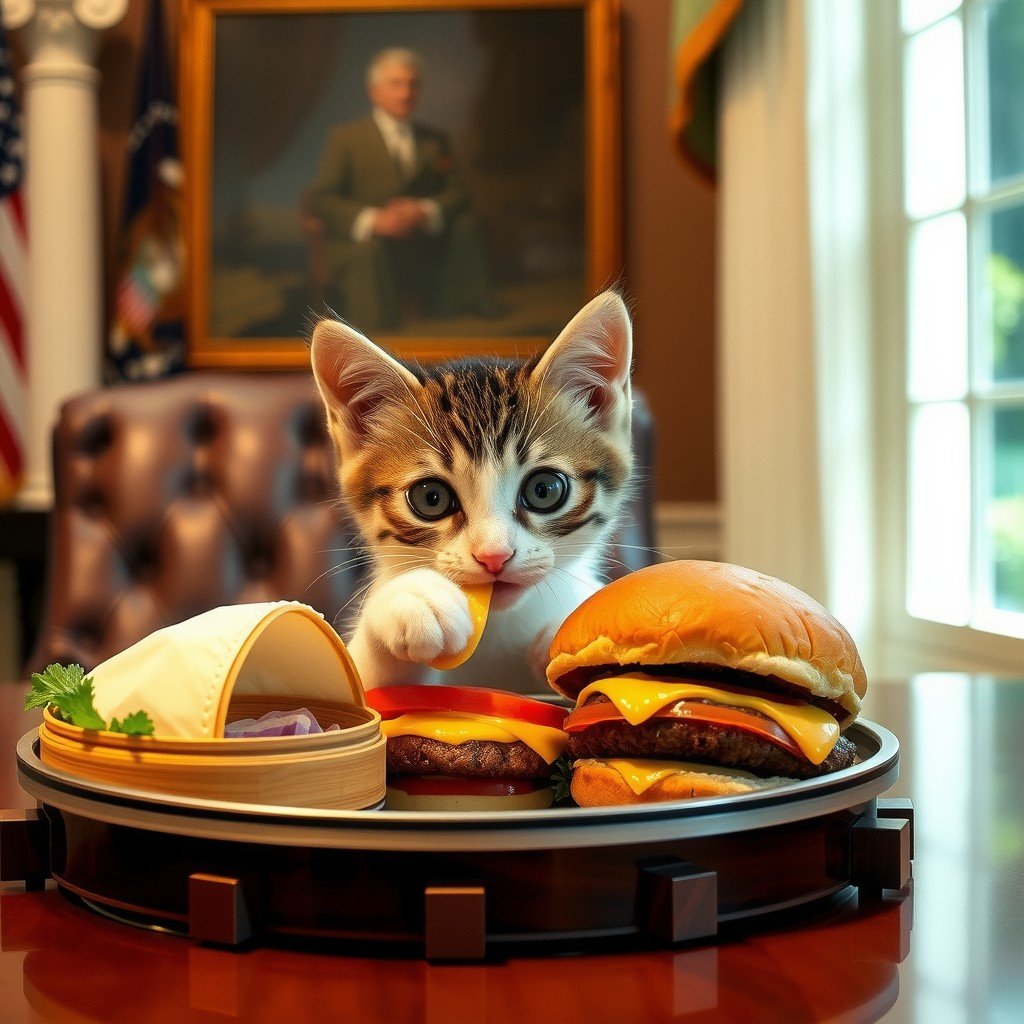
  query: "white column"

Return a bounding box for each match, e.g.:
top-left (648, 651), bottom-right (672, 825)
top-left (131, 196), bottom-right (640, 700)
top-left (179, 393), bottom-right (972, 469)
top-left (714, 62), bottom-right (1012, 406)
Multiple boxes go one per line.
top-left (2, 0), bottom-right (127, 506)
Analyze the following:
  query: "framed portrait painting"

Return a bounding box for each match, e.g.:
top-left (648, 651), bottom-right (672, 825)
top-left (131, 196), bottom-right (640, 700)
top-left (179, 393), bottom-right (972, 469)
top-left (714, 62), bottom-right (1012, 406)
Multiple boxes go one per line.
top-left (180, 0), bottom-right (622, 367)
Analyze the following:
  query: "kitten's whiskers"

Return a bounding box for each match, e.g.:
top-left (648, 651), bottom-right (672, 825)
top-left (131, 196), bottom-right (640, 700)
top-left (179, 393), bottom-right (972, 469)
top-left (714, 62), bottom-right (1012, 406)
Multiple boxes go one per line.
top-left (518, 363), bottom-right (568, 451)
top-left (389, 417), bottom-right (446, 460)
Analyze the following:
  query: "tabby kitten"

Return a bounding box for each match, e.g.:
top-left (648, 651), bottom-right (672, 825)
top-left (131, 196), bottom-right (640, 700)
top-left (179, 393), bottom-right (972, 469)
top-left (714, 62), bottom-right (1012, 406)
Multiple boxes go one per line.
top-left (310, 290), bottom-right (634, 692)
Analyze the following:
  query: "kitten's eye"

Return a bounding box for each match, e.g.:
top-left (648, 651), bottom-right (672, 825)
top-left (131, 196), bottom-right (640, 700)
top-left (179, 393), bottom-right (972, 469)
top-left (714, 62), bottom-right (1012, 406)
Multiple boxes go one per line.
top-left (407, 479), bottom-right (458, 520)
top-left (520, 469), bottom-right (569, 513)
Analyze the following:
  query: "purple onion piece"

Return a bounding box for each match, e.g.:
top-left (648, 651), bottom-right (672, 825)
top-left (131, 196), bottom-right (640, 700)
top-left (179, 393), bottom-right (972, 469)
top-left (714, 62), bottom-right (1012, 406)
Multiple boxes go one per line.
top-left (224, 708), bottom-right (336, 738)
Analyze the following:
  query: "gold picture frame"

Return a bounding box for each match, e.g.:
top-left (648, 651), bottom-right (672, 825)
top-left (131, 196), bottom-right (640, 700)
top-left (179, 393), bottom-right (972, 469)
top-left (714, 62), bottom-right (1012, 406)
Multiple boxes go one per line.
top-left (180, 0), bottom-right (622, 367)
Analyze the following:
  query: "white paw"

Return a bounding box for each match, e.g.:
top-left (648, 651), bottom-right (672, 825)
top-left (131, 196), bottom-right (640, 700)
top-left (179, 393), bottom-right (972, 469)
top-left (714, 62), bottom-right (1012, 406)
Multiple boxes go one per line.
top-left (365, 569), bottom-right (474, 664)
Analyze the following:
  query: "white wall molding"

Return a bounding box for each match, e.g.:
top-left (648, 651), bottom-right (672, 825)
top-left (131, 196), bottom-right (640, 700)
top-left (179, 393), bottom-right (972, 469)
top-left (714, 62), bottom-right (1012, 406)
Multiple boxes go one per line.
top-left (654, 502), bottom-right (722, 563)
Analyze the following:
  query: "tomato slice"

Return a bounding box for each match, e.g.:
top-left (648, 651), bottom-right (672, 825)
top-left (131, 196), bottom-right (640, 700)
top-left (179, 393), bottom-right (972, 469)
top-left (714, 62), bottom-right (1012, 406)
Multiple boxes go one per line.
top-left (562, 699), bottom-right (805, 760)
top-left (388, 774), bottom-right (542, 797)
top-left (365, 684), bottom-right (568, 730)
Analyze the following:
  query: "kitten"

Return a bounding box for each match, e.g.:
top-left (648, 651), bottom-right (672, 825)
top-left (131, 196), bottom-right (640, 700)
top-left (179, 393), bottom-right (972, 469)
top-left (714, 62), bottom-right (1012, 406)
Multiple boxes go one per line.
top-left (310, 290), bottom-right (633, 692)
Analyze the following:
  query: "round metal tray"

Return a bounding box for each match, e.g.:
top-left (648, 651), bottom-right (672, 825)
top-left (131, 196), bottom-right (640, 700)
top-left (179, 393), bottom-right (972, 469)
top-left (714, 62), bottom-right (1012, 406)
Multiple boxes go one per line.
top-left (17, 719), bottom-right (898, 850)
top-left (14, 720), bottom-right (907, 954)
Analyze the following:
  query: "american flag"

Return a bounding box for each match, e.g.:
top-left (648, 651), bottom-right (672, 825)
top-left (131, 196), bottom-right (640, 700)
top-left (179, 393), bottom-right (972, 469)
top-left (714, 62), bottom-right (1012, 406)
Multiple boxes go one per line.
top-left (0, 26), bottom-right (26, 503)
top-left (106, 0), bottom-right (185, 383)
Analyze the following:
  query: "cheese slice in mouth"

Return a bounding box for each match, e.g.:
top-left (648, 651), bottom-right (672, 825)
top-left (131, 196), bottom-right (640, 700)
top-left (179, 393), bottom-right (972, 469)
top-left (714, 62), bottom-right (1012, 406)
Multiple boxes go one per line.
top-left (429, 583), bottom-right (493, 670)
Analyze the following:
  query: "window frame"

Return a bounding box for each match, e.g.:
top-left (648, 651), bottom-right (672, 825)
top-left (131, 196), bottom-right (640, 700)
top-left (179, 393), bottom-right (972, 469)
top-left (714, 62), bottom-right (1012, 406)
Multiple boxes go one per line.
top-left (870, 0), bottom-right (1024, 674)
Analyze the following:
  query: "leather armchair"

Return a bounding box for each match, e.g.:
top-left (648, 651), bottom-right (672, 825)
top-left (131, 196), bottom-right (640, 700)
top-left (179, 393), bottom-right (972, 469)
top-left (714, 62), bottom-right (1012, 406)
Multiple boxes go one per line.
top-left (28, 373), bottom-right (656, 672)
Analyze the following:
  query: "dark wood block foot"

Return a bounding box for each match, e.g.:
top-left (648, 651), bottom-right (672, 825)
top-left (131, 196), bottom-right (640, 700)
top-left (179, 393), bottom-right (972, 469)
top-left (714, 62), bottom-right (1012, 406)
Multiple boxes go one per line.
top-left (0, 808), bottom-right (51, 890)
top-left (424, 884), bottom-right (486, 961)
top-left (188, 873), bottom-right (258, 946)
top-left (634, 858), bottom-right (718, 943)
top-left (850, 815), bottom-right (912, 894)
top-left (876, 797), bottom-right (915, 858)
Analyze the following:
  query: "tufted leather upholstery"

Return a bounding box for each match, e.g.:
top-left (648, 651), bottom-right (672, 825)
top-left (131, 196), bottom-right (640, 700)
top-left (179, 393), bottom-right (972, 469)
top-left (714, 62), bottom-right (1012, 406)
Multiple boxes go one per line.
top-left (28, 373), bottom-right (657, 672)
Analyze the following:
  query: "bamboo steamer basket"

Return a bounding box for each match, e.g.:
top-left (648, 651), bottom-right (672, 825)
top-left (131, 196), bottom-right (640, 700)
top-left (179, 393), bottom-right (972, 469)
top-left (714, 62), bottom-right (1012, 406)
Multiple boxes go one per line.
top-left (37, 602), bottom-right (385, 810)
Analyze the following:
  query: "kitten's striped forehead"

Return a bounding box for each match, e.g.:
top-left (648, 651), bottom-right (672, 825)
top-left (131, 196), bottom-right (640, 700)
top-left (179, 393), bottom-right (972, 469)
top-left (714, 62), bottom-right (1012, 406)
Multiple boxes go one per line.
top-left (414, 358), bottom-right (532, 467)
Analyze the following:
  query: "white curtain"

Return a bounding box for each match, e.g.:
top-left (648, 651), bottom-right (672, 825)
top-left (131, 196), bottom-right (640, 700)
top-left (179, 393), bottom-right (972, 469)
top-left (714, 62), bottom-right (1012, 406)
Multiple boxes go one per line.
top-left (717, 0), bottom-right (877, 667)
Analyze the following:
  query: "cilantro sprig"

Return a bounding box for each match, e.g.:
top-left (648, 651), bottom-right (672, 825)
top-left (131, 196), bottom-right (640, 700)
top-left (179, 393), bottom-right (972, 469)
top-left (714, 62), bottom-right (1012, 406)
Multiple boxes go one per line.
top-left (26, 663), bottom-right (155, 736)
top-left (109, 710), bottom-right (156, 735)
top-left (550, 752), bottom-right (577, 806)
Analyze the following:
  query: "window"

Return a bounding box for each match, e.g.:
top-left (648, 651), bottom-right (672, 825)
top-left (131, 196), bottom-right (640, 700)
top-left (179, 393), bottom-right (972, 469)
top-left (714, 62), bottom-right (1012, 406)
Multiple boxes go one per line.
top-left (886, 0), bottom-right (1024, 665)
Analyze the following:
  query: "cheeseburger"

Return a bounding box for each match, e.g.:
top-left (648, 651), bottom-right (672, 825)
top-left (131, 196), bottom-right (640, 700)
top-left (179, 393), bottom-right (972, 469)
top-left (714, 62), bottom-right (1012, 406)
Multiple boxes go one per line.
top-left (546, 560), bottom-right (866, 806)
top-left (364, 685), bottom-right (569, 810)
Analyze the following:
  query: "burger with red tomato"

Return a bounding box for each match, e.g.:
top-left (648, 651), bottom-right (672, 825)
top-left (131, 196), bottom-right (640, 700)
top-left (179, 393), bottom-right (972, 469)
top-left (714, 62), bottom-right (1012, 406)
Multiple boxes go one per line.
top-left (364, 685), bottom-right (569, 810)
top-left (545, 560), bottom-right (867, 806)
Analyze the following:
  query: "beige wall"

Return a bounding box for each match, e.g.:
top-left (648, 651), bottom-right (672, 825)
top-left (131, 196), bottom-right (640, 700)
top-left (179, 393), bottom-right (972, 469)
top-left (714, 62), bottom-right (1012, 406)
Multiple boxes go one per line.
top-left (91, 0), bottom-right (718, 504)
top-left (620, 0), bottom-right (718, 503)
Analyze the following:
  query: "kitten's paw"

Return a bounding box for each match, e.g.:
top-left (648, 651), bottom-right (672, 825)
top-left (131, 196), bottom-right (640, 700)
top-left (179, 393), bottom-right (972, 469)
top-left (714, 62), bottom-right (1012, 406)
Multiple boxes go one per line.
top-left (366, 569), bottom-right (474, 664)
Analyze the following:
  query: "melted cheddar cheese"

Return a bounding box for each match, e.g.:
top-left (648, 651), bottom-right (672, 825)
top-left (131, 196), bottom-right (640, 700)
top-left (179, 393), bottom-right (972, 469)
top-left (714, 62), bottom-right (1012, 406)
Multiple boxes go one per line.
top-left (602, 758), bottom-right (758, 795)
top-left (381, 711), bottom-right (568, 764)
top-left (576, 673), bottom-right (840, 765)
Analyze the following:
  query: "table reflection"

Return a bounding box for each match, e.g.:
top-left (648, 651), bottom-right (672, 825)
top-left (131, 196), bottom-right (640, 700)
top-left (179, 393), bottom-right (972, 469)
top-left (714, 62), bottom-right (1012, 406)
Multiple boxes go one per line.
top-left (1, 884), bottom-right (911, 1024)
top-left (871, 674), bottom-right (1024, 1024)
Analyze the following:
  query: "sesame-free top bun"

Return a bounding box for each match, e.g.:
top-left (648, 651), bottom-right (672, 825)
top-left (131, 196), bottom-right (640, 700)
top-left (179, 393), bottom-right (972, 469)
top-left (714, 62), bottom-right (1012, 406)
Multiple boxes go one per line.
top-left (546, 560), bottom-right (866, 728)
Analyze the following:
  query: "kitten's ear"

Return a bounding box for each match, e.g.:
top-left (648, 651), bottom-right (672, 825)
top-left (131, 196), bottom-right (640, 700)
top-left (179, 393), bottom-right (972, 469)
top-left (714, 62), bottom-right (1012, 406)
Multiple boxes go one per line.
top-left (310, 317), bottom-right (421, 455)
top-left (530, 290), bottom-right (633, 429)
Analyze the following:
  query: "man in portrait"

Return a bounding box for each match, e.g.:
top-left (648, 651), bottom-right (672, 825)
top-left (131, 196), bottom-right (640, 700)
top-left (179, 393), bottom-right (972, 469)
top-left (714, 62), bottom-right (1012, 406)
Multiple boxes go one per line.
top-left (305, 47), bottom-right (491, 331)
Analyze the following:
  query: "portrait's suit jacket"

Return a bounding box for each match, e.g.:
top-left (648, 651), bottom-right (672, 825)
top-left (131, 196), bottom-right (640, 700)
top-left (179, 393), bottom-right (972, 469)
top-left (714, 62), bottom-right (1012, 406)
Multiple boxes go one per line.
top-left (307, 116), bottom-right (468, 238)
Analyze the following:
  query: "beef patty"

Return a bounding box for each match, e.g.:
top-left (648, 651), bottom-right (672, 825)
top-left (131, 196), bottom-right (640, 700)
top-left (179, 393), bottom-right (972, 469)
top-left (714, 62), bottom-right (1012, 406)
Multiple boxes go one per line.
top-left (386, 735), bottom-right (550, 779)
top-left (567, 703), bottom-right (857, 779)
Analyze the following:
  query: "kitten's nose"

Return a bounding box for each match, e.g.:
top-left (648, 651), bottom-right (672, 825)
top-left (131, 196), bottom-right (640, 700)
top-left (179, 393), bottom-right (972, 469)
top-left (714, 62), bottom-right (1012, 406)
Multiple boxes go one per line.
top-left (473, 548), bottom-right (514, 575)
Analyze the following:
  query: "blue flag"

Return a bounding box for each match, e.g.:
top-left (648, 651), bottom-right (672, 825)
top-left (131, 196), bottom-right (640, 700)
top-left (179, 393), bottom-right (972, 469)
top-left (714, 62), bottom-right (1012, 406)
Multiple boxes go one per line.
top-left (106, 0), bottom-right (186, 383)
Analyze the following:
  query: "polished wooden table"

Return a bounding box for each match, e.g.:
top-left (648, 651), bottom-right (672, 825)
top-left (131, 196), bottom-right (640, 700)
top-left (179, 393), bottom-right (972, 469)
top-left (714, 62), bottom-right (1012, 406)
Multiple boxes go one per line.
top-left (1, 675), bottom-right (1021, 1023)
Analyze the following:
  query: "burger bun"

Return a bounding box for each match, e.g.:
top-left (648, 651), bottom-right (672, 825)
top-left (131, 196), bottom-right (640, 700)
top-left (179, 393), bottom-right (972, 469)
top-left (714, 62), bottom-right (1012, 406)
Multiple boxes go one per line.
top-left (547, 560), bottom-right (866, 728)
top-left (570, 759), bottom-right (793, 807)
